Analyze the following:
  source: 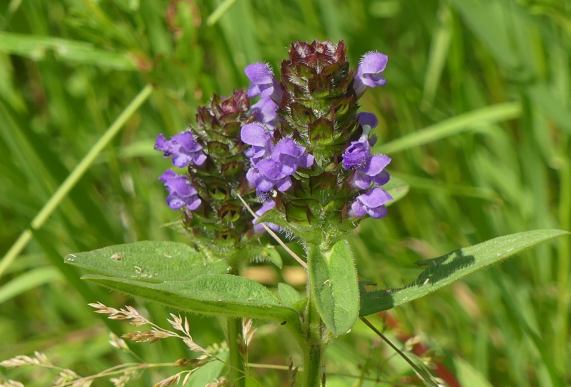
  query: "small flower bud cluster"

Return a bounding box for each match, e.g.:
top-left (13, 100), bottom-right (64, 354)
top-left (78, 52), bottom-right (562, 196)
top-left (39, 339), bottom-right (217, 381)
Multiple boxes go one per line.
top-left (155, 91), bottom-right (259, 243)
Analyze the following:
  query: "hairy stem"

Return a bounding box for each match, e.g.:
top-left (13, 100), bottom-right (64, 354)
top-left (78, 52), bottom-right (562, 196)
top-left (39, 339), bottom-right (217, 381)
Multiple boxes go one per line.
top-left (302, 339), bottom-right (323, 387)
top-left (226, 317), bottom-right (246, 386)
top-left (302, 276), bottom-right (324, 386)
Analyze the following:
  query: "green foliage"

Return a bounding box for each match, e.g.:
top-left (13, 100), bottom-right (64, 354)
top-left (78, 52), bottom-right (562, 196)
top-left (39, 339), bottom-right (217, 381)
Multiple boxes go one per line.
top-left (360, 229), bottom-right (569, 315)
top-left (65, 240), bottom-right (227, 281)
top-left (1, 0), bottom-right (570, 385)
top-left (66, 241), bottom-right (299, 323)
top-left (308, 240), bottom-right (359, 336)
top-left (83, 274), bottom-right (298, 323)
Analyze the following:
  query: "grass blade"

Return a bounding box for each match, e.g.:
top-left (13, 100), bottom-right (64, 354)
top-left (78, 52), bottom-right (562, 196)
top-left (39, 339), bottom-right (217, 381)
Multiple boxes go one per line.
top-left (379, 102), bottom-right (522, 154)
top-left (0, 84), bottom-right (153, 278)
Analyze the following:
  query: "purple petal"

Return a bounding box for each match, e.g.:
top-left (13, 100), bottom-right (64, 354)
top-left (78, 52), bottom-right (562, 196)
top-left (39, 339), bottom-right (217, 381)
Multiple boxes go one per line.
top-left (172, 154), bottom-right (193, 168)
top-left (173, 132), bottom-right (202, 152)
top-left (275, 177), bottom-right (292, 192)
top-left (357, 112), bottom-right (378, 128)
top-left (252, 97), bottom-right (278, 127)
top-left (363, 154), bottom-right (391, 176)
top-left (155, 134), bottom-right (171, 154)
top-left (193, 153), bottom-right (207, 166)
top-left (359, 52), bottom-right (388, 75)
top-left (186, 196), bottom-right (202, 211)
top-left (159, 169), bottom-right (177, 183)
top-left (273, 138), bottom-right (300, 157)
top-left (299, 153), bottom-right (314, 169)
top-left (245, 63), bottom-right (274, 85)
top-left (342, 139), bottom-right (370, 169)
top-left (352, 172), bottom-right (372, 189)
top-left (241, 123), bottom-right (270, 146)
top-left (256, 179), bottom-right (274, 193)
top-left (246, 168), bottom-right (261, 187)
top-left (366, 205), bottom-right (387, 218)
top-left (373, 170), bottom-right (390, 185)
top-left (255, 200), bottom-right (276, 216)
top-left (358, 188), bottom-right (392, 208)
top-left (349, 200), bottom-right (367, 217)
top-left (257, 159), bottom-right (286, 180)
top-left (166, 193), bottom-right (186, 210)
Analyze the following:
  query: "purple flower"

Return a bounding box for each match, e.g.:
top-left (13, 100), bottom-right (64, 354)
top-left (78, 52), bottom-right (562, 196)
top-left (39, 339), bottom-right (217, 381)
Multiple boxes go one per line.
top-left (253, 200), bottom-right (280, 233)
top-left (354, 52), bottom-right (388, 96)
top-left (155, 131), bottom-right (207, 168)
top-left (244, 63), bottom-right (282, 101)
top-left (251, 97), bottom-right (279, 128)
top-left (342, 138), bottom-right (370, 169)
top-left (241, 122), bottom-right (274, 164)
top-left (242, 135), bottom-right (314, 196)
top-left (245, 63), bottom-right (275, 98)
top-left (159, 170), bottom-right (201, 211)
top-left (349, 188), bottom-right (392, 218)
top-left (353, 154), bottom-right (391, 189)
top-left (357, 112), bottom-right (378, 129)
top-left (272, 138), bottom-right (314, 172)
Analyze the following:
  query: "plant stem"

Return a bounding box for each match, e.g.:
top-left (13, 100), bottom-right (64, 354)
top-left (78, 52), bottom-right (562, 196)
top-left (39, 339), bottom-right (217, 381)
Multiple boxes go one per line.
top-left (302, 340), bottom-right (322, 387)
top-left (302, 275), bottom-right (324, 386)
top-left (226, 317), bottom-right (246, 386)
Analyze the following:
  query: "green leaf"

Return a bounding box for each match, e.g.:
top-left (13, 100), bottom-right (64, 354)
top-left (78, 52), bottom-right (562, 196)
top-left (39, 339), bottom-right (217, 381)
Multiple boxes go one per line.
top-left (378, 102), bottom-right (521, 154)
top-left (384, 176), bottom-right (410, 206)
top-left (0, 32), bottom-right (136, 70)
top-left (0, 267), bottom-right (60, 304)
top-left (360, 229), bottom-right (569, 315)
top-left (277, 282), bottom-right (304, 309)
top-left (308, 240), bottom-right (359, 336)
top-left (83, 274), bottom-right (300, 324)
top-left (65, 241), bottom-right (228, 282)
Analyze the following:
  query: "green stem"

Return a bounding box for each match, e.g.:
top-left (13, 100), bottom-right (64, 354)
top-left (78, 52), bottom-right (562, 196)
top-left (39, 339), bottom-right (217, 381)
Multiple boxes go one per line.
top-left (226, 317), bottom-right (246, 387)
top-left (302, 339), bottom-right (323, 387)
top-left (302, 272), bottom-right (324, 386)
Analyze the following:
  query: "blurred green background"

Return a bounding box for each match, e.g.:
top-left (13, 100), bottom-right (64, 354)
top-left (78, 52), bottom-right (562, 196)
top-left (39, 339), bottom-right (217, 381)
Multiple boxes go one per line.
top-left (1, 0), bottom-right (570, 385)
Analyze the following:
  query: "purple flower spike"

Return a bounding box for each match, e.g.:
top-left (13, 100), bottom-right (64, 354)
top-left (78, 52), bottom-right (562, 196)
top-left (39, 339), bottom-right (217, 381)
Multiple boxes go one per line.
top-left (253, 200), bottom-right (280, 233)
top-left (349, 188), bottom-right (392, 218)
top-left (159, 170), bottom-right (202, 211)
top-left (155, 131), bottom-right (207, 168)
top-left (354, 52), bottom-right (388, 96)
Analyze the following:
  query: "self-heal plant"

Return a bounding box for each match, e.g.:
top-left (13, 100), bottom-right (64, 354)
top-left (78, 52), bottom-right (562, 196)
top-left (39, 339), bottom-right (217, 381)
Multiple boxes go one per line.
top-left (28, 40), bottom-right (566, 387)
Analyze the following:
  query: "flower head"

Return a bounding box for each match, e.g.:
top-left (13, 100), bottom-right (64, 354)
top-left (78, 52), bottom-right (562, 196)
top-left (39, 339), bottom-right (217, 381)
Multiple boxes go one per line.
top-left (342, 138), bottom-right (371, 169)
top-left (349, 188), bottom-right (392, 218)
top-left (155, 131), bottom-right (207, 168)
top-left (354, 52), bottom-right (388, 96)
top-left (159, 170), bottom-right (201, 211)
top-left (241, 125), bottom-right (314, 197)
